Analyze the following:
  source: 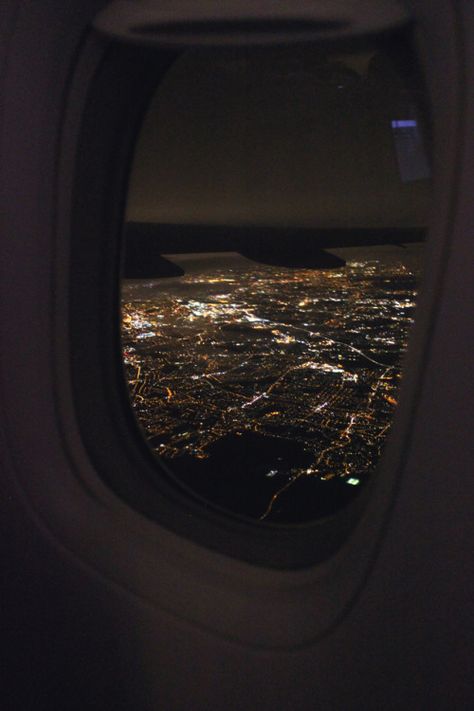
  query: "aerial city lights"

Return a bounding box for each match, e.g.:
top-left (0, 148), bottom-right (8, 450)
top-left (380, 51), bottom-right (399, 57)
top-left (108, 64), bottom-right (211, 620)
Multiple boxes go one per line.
top-left (122, 250), bottom-right (420, 522)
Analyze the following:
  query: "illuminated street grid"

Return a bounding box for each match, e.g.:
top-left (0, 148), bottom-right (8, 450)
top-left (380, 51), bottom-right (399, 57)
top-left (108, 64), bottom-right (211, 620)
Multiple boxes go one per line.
top-left (121, 253), bottom-right (419, 521)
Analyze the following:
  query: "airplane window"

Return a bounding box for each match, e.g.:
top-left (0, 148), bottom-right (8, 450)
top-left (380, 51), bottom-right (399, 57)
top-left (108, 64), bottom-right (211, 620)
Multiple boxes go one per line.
top-left (120, 41), bottom-right (430, 523)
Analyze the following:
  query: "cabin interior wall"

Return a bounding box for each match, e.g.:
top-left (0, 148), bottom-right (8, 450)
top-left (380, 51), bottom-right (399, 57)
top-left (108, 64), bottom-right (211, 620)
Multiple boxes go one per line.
top-left (1, 0), bottom-right (473, 709)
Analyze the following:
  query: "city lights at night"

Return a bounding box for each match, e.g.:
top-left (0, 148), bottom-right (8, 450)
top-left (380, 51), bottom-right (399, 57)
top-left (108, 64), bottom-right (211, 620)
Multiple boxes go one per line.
top-left (121, 246), bottom-right (420, 522)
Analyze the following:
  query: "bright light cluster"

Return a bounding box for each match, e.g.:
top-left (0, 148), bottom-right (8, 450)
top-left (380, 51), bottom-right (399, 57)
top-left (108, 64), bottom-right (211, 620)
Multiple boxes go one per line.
top-left (122, 255), bottom-right (419, 520)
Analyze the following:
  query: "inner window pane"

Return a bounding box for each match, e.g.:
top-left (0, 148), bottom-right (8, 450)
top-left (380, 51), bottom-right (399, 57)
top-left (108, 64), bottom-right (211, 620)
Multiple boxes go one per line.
top-left (121, 41), bottom-right (429, 523)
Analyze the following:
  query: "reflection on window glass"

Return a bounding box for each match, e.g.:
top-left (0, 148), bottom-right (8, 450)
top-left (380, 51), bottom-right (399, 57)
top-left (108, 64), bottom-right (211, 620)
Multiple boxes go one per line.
top-left (121, 41), bottom-right (429, 523)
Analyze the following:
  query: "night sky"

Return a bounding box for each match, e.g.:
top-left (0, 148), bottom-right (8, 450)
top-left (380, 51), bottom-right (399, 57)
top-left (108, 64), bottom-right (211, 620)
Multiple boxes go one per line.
top-left (126, 44), bottom-right (430, 229)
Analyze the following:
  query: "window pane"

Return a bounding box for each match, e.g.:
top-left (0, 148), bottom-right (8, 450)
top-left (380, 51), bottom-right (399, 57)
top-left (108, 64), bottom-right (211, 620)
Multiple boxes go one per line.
top-left (121, 41), bottom-right (429, 523)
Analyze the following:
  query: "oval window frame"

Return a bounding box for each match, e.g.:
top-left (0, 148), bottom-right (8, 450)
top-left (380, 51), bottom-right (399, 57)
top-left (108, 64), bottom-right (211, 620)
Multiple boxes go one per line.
top-left (69, 31), bottom-right (424, 569)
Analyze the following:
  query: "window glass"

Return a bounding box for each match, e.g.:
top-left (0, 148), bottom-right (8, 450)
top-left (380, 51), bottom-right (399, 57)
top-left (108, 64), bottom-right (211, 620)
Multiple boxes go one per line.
top-left (121, 42), bottom-right (429, 523)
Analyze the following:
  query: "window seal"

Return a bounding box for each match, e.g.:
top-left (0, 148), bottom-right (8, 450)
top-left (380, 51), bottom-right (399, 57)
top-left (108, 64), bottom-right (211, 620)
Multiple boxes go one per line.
top-left (69, 40), bottom-right (378, 570)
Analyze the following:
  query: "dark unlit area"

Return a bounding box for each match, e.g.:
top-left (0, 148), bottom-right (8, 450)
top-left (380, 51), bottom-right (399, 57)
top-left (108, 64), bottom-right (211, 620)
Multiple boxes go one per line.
top-left (126, 43), bottom-right (430, 230)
